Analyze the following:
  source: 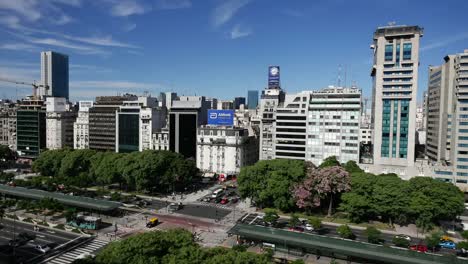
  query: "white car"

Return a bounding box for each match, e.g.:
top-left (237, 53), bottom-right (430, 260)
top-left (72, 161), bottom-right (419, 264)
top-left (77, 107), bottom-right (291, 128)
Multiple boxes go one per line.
top-left (395, 234), bottom-right (411, 241)
top-left (304, 223), bottom-right (314, 231)
top-left (35, 244), bottom-right (51, 254)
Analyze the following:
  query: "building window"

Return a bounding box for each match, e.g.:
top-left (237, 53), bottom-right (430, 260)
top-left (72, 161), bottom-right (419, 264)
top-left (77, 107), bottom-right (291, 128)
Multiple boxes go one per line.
top-left (385, 44), bottom-right (393, 61)
top-left (403, 43), bottom-right (412, 60)
top-left (435, 170), bottom-right (453, 175)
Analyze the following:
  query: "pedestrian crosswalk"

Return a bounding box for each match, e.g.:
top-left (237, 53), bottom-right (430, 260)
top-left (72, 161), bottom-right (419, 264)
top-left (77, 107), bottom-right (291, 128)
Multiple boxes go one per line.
top-left (47, 239), bottom-right (109, 264)
top-left (196, 201), bottom-right (231, 210)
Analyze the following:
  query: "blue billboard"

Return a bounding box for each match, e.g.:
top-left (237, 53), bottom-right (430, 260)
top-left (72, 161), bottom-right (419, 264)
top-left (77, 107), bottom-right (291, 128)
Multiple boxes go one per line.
top-left (268, 66), bottom-right (280, 87)
top-left (208, 110), bottom-right (234, 126)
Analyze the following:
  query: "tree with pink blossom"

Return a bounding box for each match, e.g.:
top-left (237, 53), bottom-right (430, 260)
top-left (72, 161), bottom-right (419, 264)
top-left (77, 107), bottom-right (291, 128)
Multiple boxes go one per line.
top-left (293, 163), bottom-right (351, 216)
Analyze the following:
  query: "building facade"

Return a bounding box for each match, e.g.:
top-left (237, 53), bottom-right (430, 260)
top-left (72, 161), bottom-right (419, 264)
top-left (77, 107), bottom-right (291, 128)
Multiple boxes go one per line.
top-left (16, 99), bottom-right (46, 158)
top-left (371, 25), bottom-right (423, 167)
top-left (247, 90), bottom-right (259, 109)
top-left (169, 96), bottom-right (211, 159)
top-left (197, 126), bottom-right (258, 175)
top-left (151, 129), bottom-right (169, 151)
top-left (89, 95), bottom-right (137, 152)
top-left (74, 101), bottom-right (93, 149)
top-left (40, 51), bottom-right (69, 100)
top-left (45, 97), bottom-right (76, 150)
top-left (234, 97), bottom-right (246, 109)
top-left (0, 101), bottom-right (17, 150)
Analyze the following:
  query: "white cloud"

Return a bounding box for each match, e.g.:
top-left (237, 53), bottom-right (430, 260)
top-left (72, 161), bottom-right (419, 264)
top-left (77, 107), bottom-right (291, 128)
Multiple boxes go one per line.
top-left (155, 0), bottom-right (192, 10)
top-left (110, 0), bottom-right (149, 17)
top-left (0, 15), bottom-right (22, 29)
top-left (51, 14), bottom-right (73, 25)
top-left (0, 43), bottom-right (40, 52)
top-left (0, 0), bottom-right (41, 21)
top-left (49, 0), bottom-right (82, 7)
top-left (212, 0), bottom-right (251, 28)
top-left (123, 23), bottom-right (137, 32)
top-left (65, 35), bottom-right (139, 48)
top-left (421, 32), bottom-right (468, 52)
top-left (230, 24), bottom-right (251, 39)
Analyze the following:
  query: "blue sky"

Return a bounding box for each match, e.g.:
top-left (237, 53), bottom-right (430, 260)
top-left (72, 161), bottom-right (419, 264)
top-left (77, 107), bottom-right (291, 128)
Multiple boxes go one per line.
top-left (0, 0), bottom-right (467, 102)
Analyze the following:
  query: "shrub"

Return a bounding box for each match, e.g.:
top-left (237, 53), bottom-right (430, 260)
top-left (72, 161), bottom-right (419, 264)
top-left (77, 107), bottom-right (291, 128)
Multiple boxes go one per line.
top-left (392, 237), bottom-right (410, 248)
top-left (365, 226), bottom-right (382, 244)
top-left (337, 225), bottom-right (355, 239)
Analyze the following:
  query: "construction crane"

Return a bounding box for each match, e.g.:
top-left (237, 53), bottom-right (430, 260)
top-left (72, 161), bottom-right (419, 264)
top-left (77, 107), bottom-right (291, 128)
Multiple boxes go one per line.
top-left (0, 77), bottom-right (49, 99)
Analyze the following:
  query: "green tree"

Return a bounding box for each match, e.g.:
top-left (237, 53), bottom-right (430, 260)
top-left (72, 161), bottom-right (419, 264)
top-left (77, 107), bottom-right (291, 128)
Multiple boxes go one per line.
top-left (308, 216), bottom-right (322, 230)
top-left (461, 230), bottom-right (468, 240)
top-left (0, 145), bottom-right (15, 169)
top-left (238, 159), bottom-right (306, 211)
top-left (425, 231), bottom-right (442, 252)
top-left (33, 148), bottom-right (71, 176)
top-left (372, 175), bottom-right (410, 226)
top-left (59, 149), bottom-right (97, 186)
top-left (457, 241), bottom-right (468, 250)
top-left (365, 226), bottom-right (382, 244)
top-left (319, 156), bottom-right (340, 168)
top-left (288, 214), bottom-right (301, 228)
top-left (263, 208), bottom-right (279, 225)
top-left (337, 224), bottom-right (354, 239)
top-left (343, 160), bottom-right (363, 174)
top-left (392, 237), bottom-right (410, 248)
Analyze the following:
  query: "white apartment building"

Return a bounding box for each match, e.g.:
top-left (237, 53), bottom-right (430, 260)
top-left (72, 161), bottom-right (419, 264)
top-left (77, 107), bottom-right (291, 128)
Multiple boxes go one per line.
top-left (259, 86), bottom-right (361, 165)
top-left (151, 129), bottom-right (169, 151)
top-left (259, 87), bottom-right (284, 160)
top-left (74, 101), bottom-right (93, 149)
top-left (360, 127), bottom-right (373, 145)
top-left (196, 126), bottom-right (258, 175)
top-left (0, 101), bottom-right (17, 150)
top-left (46, 97), bottom-right (76, 150)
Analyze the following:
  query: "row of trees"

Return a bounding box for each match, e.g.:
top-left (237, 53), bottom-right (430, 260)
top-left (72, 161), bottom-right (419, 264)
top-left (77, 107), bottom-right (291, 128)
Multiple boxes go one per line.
top-left (238, 156), bottom-right (465, 229)
top-left (339, 172), bottom-right (464, 231)
top-left (80, 229), bottom-right (275, 264)
top-left (32, 149), bottom-right (198, 193)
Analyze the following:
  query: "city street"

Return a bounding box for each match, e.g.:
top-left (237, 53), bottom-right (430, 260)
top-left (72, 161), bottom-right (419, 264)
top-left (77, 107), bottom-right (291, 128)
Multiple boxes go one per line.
top-left (0, 219), bottom-right (81, 263)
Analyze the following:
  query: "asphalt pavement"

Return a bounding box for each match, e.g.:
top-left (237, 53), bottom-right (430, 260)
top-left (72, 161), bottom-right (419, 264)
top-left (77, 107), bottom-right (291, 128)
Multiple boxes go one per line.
top-left (0, 219), bottom-right (81, 263)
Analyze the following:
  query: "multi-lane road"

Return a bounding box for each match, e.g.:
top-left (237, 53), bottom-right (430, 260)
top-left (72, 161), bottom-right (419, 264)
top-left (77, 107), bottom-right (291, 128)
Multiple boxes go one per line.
top-left (0, 219), bottom-right (81, 263)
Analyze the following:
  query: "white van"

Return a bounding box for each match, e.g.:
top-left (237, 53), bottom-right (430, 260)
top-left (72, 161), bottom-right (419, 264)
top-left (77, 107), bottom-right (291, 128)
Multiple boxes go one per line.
top-left (211, 188), bottom-right (224, 199)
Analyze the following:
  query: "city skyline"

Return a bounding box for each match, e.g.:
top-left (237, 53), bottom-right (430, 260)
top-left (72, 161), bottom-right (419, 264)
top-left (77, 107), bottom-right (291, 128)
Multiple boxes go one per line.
top-left (0, 1), bottom-right (467, 102)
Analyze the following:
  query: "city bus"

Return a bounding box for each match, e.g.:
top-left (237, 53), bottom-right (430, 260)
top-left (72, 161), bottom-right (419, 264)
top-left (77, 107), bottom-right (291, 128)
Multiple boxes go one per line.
top-left (67, 214), bottom-right (102, 230)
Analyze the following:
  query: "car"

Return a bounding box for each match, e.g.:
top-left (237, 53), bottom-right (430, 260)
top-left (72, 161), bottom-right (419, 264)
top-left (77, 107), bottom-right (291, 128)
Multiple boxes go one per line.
top-left (167, 202), bottom-right (183, 212)
top-left (230, 196), bottom-right (239, 203)
top-left (439, 241), bottom-right (456, 249)
top-left (394, 234), bottom-right (411, 242)
top-left (457, 248), bottom-right (468, 257)
top-left (214, 196), bottom-right (223, 204)
top-left (288, 226), bottom-right (304, 232)
top-left (440, 235), bottom-right (455, 242)
top-left (202, 196), bottom-right (211, 202)
top-left (146, 217), bottom-right (159, 228)
top-left (34, 244), bottom-right (51, 254)
top-left (220, 197), bottom-right (229, 205)
top-left (8, 238), bottom-right (26, 247)
top-left (303, 223), bottom-right (314, 232)
top-left (409, 244), bottom-right (428, 253)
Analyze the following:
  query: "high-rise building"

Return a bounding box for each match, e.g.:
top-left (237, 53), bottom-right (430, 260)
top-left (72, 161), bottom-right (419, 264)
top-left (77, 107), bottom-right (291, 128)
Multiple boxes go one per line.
top-left (41, 51), bottom-right (69, 100)
top-left (115, 96), bottom-right (167, 153)
top-left (169, 96), bottom-right (211, 159)
top-left (247, 90), bottom-right (259, 109)
top-left (74, 101), bottom-right (93, 149)
top-left (16, 98), bottom-right (46, 158)
top-left (89, 95), bottom-right (137, 151)
top-left (260, 86), bottom-right (361, 164)
top-left (234, 97), bottom-right (246, 109)
top-left (217, 100), bottom-right (234, 110)
top-left (370, 25), bottom-right (423, 167)
top-left (0, 100), bottom-right (17, 150)
top-left (45, 97), bottom-right (76, 150)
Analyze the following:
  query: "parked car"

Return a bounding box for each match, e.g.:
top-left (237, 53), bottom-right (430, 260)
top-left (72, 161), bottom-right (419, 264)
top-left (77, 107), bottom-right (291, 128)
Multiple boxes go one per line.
top-left (439, 241), bottom-right (456, 249)
top-left (214, 196), bottom-right (223, 204)
top-left (220, 197), bottom-right (229, 205)
top-left (457, 248), bottom-right (468, 257)
top-left (35, 244), bottom-right (51, 254)
top-left (9, 238), bottom-right (26, 247)
top-left (202, 196), bottom-right (211, 202)
top-left (409, 244), bottom-right (428, 253)
top-left (211, 189), bottom-right (224, 199)
top-left (230, 196), bottom-right (239, 203)
top-left (394, 234), bottom-right (411, 242)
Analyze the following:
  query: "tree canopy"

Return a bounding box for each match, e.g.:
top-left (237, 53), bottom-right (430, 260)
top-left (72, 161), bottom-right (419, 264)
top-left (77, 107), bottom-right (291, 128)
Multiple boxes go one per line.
top-left (238, 159), bottom-right (306, 211)
top-left (94, 229), bottom-right (272, 264)
top-left (32, 149), bottom-right (198, 193)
